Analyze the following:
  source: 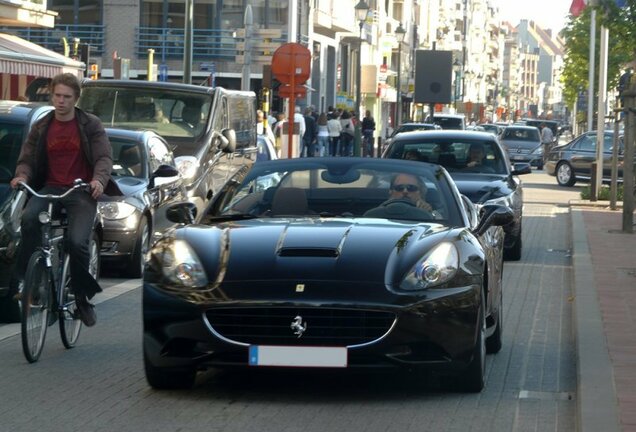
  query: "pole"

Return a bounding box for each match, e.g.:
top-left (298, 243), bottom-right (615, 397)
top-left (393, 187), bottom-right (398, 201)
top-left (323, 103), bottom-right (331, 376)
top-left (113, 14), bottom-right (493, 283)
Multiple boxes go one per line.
top-left (242, 5), bottom-right (253, 91)
top-left (622, 80), bottom-right (635, 233)
top-left (594, 25), bottom-right (608, 199)
top-left (610, 109), bottom-right (620, 210)
top-left (288, 63), bottom-right (296, 159)
top-left (396, 42), bottom-right (402, 127)
top-left (354, 21), bottom-right (363, 157)
top-left (183, 0), bottom-right (193, 84)
top-left (586, 9), bottom-right (596, 132)
top-left (147, 49), bottom-right (154, 81)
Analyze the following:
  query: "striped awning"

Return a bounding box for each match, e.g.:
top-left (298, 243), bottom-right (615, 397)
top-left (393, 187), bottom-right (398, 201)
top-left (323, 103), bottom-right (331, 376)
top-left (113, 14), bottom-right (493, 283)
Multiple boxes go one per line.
top-left (0, 32), bottom-right (84, 78)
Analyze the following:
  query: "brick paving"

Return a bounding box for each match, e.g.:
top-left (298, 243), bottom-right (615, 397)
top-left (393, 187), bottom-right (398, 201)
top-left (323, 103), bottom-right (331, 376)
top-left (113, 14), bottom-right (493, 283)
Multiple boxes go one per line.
top-left (579, 208), bottom-right (636, 432)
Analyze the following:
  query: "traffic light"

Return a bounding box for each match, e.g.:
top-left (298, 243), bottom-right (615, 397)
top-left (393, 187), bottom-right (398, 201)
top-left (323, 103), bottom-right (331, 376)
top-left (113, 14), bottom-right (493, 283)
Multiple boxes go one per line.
top-left (89, 63), bottom-right (99, 80)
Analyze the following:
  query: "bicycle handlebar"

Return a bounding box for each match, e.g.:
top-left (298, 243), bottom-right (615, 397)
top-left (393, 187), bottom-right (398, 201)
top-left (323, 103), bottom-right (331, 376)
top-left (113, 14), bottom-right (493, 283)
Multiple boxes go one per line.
top-left (18, 179), bottom-right (90, 200)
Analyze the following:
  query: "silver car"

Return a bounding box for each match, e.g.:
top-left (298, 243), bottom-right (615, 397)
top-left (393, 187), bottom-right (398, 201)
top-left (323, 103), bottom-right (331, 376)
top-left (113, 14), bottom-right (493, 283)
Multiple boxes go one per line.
top-left (499, 125), bottom-right (543, 169)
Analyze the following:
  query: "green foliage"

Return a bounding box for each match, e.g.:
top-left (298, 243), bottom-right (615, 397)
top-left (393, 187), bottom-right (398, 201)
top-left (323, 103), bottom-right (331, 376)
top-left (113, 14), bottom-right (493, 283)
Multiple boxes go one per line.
top-left (580, 184), bottom-right (624, 200)
top-left (561, 1), bottom-right (636, 108)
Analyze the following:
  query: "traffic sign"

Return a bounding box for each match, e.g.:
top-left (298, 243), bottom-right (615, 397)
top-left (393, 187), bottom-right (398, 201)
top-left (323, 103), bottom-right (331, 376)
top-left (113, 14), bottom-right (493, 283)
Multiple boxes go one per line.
top-left (271, 43), bottom-right (311, 85)
top-left (278, 84), bottom-right (307, 98)
top-left (235, 28), bottom-right (282, 39)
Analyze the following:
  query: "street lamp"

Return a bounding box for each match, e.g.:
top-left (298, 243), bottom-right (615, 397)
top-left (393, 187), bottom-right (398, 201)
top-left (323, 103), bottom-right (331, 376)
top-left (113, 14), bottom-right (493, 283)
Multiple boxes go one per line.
top-left (395, 22), bottom-right (406, 127)
top-left (353, 0), bottom-right (369, 156)
top-left (453, 58), bottom-right (462, 109)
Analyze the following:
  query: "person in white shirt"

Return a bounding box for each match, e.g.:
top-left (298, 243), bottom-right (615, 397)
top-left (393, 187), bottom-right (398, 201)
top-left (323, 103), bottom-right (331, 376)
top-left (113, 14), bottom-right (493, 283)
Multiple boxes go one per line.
top-left (540, 122), bottom-right (555, 164)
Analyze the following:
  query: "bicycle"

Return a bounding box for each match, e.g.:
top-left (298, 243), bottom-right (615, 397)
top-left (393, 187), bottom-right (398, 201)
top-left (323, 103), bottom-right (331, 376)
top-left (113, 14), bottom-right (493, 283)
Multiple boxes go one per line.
top-left (18, 179), bottom-right (100, 363)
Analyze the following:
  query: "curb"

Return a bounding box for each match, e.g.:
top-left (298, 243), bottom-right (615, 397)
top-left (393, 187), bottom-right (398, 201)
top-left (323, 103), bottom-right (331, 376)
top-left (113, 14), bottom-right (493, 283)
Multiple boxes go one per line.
top-left (571, 208), bottom-right (620, 432)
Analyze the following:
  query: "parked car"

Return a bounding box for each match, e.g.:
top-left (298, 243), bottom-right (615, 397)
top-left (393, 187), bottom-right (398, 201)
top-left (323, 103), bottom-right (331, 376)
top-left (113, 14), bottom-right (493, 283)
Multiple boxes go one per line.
top-left (499, 125), bottom-right (544, 169)
top-left (545, 130), bottom-right (626, 187)
top-left (143, 157), bottom-right (513, 392)
top-left (432, 113), bottom-right (466, 130)
top-left (256, 134), bottom-right (278, 162)
top-left (383, 130), bottom-right (530, 260)
top-left (98, 128), bottom-right (185, 277)
top-left (77, 79), bottom-right (258, 218)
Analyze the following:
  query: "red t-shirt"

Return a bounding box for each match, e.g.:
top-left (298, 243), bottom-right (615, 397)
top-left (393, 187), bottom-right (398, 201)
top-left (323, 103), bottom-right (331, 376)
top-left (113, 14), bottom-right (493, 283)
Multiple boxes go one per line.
top-left (46, 117), bottom-right (92, 187)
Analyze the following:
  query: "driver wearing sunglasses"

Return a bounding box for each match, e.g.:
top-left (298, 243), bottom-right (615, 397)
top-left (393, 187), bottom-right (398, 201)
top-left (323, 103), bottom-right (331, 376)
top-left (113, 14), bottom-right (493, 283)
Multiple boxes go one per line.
top-left (388, 173), bottom-right (433, 212)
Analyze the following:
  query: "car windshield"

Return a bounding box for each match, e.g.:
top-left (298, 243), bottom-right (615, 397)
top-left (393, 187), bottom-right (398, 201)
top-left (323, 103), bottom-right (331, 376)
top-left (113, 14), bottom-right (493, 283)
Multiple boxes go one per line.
top-left (502, 128), bottom-right (540, 141)
top-left (78, 86), bottom-right (211, 141)
top-left (110, 137), bottom-right (147, 179)
top-left (433, 117), bottom-right (464, 130)
top-left (393, 124), bottom-right (436, 136)
top-left (388, 138), bottom-right (508, 174)
top-left (205, 159), bottom-right (463, 225)
top-left (0, 122), bottom-right (24, 182)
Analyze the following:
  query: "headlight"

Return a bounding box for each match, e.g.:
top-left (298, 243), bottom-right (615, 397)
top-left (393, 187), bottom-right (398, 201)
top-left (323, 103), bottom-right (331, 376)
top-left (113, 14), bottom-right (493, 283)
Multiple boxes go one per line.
top-left (482, 194), bottom-right (513, 208)
top-left (155, 239), bottom-right (208, 288)
top-left (98, 201), bottom-right (137, 220)
top-left (401, 242), bottom-right (459, 290)
top-left (175, 156), bottom-right (199, 180)
top-left (531, 146), bottom-right (543, 155)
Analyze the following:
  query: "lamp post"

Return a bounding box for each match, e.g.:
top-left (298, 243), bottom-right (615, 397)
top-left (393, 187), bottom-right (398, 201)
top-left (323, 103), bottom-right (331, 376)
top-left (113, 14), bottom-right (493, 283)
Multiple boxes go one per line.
top-left (453, 58), bottom-right (461, 110)
top-left (395, 22), bottom-right (406, 127)
top-left (353, 0), bottom-right (369, 157)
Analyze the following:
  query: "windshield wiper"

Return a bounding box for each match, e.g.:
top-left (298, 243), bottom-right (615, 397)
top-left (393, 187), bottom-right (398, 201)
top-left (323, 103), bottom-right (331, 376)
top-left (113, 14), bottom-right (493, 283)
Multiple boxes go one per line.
top-left (207, 213), bottom-right (259, 222)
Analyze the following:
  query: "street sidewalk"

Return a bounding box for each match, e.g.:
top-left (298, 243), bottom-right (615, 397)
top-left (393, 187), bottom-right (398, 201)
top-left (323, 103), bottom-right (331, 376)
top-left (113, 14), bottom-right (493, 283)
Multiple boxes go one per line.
top-left (571, 203), bottom-right (636, 432)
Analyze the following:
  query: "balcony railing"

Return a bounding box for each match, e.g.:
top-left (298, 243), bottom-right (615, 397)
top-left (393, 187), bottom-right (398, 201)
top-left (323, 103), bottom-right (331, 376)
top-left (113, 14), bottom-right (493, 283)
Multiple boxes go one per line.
top-left (135, 27), bottom-right (306, 61)
top-left (0, 24), bottom-right (105, 55)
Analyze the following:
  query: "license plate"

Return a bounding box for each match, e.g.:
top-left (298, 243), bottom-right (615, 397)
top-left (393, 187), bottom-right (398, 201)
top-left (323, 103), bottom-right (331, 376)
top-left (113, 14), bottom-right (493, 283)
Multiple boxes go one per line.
top-left (249, 345), bottom-right (347, 368)
top-left (513, 155), bottom-right (525, 160)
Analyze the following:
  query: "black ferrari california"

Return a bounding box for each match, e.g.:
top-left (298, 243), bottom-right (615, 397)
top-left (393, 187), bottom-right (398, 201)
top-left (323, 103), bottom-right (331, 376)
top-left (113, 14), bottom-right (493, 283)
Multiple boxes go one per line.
top-left (143, 158), bottom-right (513, 392)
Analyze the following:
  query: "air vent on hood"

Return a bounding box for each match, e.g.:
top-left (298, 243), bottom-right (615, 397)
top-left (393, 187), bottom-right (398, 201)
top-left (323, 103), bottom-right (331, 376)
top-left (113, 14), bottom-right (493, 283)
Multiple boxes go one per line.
top-left (278, 247), bottom-right (339, 257)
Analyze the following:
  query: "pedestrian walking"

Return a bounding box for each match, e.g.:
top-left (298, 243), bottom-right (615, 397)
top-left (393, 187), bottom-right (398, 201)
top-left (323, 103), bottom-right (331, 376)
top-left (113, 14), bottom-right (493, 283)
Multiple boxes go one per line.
top-left (316, 112), bottom-right (329, 157)
top-left (339, 110), bottom-right (355, 156)
top-left (327, 112), bottom-right (342, 156)
top-left (361, 110), bottom-right (376, 157)
top-left (540, 122), bottom-right (555, 164)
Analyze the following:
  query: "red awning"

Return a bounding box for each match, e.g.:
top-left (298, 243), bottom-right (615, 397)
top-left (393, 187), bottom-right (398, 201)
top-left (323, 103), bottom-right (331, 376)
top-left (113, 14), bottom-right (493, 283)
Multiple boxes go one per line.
top-left (0, 32), bottom-right (84, 78)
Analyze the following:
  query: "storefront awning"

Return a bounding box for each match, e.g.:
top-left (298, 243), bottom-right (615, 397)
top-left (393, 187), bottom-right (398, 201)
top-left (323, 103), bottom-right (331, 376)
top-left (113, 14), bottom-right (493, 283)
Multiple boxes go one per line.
top-left (0, 32), bottom-right (84, 78)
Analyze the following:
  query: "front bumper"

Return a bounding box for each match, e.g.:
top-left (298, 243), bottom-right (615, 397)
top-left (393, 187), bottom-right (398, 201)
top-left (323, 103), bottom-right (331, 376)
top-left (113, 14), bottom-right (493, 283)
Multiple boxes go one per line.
top-left (143, 280), bottom-right (482, 372)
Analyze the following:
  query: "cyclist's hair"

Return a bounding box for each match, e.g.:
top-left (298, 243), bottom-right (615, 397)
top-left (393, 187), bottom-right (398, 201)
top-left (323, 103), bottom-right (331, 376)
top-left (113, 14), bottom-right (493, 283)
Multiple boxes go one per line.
top-left (49, 73), bottom-right (82, 99)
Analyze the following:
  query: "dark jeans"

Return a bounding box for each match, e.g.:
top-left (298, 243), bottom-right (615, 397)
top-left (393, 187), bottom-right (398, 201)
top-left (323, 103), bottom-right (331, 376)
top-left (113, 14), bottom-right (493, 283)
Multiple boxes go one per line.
top-left (362, 130), bottom-right (374, 157)
top-left (329, 136), bottom-right (340, 156)
top-left (17, 186), bottom-right (101, 300)
top-left (340, 134), bottom-right (353, 156)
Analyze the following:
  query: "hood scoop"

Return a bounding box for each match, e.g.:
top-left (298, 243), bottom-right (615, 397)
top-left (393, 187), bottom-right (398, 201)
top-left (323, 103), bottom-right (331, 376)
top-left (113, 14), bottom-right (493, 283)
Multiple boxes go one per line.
top-left (278, 247), bottom-right (339, 258)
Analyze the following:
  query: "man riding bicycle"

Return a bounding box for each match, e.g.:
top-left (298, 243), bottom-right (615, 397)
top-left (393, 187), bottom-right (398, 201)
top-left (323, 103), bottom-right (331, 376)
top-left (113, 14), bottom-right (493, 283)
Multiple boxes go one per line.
top-left (10, 73), bottom-right (120, 327)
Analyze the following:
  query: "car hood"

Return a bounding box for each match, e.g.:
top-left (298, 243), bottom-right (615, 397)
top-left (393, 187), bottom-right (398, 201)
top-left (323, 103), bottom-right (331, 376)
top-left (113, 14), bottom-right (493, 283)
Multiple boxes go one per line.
top-left (112, 176), bottom-right (148, 196)
top-left (180, 219), bottom-right (455, 285)
top-left (449, 173), bottom-right (514, 203)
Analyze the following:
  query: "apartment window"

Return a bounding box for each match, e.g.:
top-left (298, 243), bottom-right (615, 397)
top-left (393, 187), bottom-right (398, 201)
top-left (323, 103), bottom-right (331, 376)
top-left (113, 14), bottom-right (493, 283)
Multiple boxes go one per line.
top-left (50, 0), bottom-right (102, 25)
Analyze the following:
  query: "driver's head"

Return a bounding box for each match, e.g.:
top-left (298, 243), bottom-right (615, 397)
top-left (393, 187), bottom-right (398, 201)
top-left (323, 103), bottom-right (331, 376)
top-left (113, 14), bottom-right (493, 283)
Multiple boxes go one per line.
top-left (469, 143), bottom-right (485, 162)
top-left (389, 173), bottom-right (425, 202)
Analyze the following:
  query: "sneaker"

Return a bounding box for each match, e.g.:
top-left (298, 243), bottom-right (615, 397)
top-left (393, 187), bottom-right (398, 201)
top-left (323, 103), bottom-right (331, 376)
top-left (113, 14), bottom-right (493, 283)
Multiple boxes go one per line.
top-left (76, 297), bottom-right (96, 327)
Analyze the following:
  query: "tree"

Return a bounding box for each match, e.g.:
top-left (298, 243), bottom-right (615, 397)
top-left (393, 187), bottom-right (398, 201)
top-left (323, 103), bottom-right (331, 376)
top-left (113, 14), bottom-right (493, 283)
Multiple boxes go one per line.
top-left (561, 0), bottom-right (636, 108)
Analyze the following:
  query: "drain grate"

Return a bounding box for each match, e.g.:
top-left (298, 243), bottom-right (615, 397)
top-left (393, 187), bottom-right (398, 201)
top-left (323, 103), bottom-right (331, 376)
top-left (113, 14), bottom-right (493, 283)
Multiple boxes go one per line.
top-left (519, 390), bottom-right (575, 401)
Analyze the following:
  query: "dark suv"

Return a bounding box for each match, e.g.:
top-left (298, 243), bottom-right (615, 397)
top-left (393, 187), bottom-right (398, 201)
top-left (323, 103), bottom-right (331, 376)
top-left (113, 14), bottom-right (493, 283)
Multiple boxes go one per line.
top-left (78, 80), bottom-right (258, 217)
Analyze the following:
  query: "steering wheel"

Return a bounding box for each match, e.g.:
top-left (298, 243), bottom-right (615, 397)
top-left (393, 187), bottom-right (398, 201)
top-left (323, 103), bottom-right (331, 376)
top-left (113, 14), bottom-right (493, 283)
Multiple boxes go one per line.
top-left (382, 198), bottom-right (417, 207)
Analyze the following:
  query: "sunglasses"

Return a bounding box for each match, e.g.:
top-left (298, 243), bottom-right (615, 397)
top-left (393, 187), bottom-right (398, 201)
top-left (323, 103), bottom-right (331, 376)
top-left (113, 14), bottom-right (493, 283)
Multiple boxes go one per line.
top-left (391, 184), bottom-right (419, 192)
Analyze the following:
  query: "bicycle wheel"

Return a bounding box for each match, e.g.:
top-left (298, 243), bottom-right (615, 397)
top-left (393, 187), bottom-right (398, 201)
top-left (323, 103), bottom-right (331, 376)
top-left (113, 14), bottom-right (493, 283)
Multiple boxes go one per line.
top-left (59, 253), bottom-right (81, 348)
top-left (21, 253), bottom-right (51, 363)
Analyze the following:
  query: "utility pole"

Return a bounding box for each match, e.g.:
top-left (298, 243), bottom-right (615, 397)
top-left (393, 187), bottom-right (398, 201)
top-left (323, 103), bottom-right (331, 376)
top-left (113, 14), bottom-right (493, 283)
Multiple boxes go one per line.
top-left (621, 77), bottom-right (635, 233)
top-left (241, 5), bottom-right (253, 91)
top-left (183, 0), bottom-right (193, 84)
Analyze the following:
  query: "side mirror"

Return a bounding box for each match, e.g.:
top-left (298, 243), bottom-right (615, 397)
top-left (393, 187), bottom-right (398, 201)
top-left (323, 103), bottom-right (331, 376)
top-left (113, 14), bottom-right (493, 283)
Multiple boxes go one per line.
top-left (219, 128), bottom-right (237, 153)
top-left (149, 164), bottom-right (180, 188)
top-left (511, 163), bottom-right (531, 175)
top-left (166, 202), bottom-right (198, 224)
top-left (472, 204), bottom-right (514, 237)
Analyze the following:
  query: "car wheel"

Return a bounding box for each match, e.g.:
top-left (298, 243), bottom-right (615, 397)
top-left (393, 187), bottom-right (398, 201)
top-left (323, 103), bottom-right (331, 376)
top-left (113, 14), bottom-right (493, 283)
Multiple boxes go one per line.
top-left (459, 290), bottom-right (486, 392)
top-left (504, 230), bottom-right (522, 261)
top-left (125, 217), bottom-right (149, 278)
top-left (486, 288), bottom-right (503, 354)
top-left (0, 277), bottom-right (21, 323)
top-left (556, 162), bottom-right (576, 187)
top-left (144, 350), bottom-right (196, 390)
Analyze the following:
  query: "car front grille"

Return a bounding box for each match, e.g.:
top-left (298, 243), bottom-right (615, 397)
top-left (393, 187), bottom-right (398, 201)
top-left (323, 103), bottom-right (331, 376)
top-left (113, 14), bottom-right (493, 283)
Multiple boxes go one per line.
top-left (205, 307), bottom-right (396, 347)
